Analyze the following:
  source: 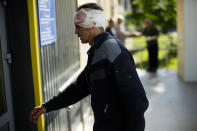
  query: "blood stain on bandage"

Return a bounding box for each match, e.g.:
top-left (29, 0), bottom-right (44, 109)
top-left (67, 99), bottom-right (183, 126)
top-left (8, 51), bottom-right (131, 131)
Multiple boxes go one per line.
top-left (76, 11), bottom-right (87, 25)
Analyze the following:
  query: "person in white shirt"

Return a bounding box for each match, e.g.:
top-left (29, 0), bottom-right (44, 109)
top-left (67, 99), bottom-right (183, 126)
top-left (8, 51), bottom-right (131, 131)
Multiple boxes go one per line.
top-left (115, 17), bottom-right (135, 43)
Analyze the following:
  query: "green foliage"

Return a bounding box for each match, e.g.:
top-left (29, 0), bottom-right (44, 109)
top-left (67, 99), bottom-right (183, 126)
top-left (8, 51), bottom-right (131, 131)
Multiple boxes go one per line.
top-left (131, 35), bottom-right (177, 69)
top-left (126, 0), bottom-right (177, 33)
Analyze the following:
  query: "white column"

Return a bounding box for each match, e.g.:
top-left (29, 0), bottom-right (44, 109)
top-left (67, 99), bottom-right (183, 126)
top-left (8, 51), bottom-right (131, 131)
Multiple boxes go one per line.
top-left (177, 0), bottom-right (197, 82)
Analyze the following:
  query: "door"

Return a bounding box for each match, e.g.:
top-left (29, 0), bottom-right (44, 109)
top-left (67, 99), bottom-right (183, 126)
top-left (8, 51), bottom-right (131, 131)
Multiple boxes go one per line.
top-left (0, 1), bottom-right (15, 131)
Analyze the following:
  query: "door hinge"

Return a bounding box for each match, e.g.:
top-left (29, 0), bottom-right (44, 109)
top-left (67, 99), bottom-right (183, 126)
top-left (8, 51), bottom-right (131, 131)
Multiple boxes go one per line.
top-left (4, 53), bottom-right (12, 64)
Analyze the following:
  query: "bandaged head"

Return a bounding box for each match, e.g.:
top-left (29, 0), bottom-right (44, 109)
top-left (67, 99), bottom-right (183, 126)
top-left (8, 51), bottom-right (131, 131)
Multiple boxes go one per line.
top-left (74, 8), bottom-right (105, 28)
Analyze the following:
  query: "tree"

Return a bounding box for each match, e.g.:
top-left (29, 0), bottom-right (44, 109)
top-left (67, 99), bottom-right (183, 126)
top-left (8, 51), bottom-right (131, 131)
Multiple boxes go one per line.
top-left (125, 0), bottom-right (177, 33)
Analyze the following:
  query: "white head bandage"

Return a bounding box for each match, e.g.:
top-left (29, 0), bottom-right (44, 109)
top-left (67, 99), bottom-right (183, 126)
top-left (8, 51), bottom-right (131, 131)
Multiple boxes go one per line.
top-left (74, 8), bottom-right (105, 28)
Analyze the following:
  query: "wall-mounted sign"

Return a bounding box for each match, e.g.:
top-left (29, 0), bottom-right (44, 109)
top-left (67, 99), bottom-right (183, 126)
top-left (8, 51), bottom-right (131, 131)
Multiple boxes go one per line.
top-left (38, 0), bottom-right (57, 46)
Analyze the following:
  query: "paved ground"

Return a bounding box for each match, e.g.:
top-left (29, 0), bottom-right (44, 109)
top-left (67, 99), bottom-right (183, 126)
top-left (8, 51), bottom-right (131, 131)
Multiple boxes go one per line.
top-left (139, 69), bottom-right (197, 131)
top-left (83, 69), bottom-right (197, 131)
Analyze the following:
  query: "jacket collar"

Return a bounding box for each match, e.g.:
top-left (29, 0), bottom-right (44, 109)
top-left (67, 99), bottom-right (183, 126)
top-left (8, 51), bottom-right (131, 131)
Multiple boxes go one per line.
top-left (87, 32), bottom-right (111, 55)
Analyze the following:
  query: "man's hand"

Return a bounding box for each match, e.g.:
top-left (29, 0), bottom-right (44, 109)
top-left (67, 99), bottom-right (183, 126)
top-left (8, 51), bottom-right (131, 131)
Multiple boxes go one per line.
top-left (132, 31), bottom-right (142, 36)
top-left (29, 105), bottom-right (46, 123)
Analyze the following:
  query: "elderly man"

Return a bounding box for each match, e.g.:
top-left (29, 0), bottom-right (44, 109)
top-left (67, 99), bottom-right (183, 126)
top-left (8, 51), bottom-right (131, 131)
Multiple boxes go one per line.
top-left (30, 3), bottom-right (148, 131)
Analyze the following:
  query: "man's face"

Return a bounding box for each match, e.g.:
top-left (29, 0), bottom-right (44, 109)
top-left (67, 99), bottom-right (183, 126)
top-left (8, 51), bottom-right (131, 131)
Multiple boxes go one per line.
top-left (117, 18), bottom-right (122, 24)
top-left (75, 25), bottom-right (91, 44)
top-left (110, 21), bottom-right (114, 27)
top-left (145, 21), bottom-right (151, 28)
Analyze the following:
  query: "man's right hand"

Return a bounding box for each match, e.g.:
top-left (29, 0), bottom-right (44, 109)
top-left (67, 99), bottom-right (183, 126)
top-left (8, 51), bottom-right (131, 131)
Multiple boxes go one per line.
top-left (29, 105), bottom-right (46, 123)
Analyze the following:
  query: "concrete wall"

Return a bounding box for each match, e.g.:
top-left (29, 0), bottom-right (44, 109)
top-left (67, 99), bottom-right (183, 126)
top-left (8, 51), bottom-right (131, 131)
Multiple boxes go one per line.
top-left (177, 0), bottom-right (197, 82)
top-left (177, 0), bottom-right (185, 80)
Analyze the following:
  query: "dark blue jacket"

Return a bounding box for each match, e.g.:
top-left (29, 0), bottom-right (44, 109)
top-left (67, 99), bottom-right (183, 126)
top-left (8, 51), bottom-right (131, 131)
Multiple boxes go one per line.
top-left (43, 32), bottom-right (149, 131)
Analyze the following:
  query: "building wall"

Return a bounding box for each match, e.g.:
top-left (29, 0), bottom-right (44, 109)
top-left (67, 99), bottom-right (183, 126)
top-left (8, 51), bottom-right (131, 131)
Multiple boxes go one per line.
top-left (178, 0), bottom-right (197, 82)
top-left (40, 0), bottom-right (81, 130)
top-left (184, 0), bottom-right (197, 81)
top-left (177, 0), bottom-right (184, 80)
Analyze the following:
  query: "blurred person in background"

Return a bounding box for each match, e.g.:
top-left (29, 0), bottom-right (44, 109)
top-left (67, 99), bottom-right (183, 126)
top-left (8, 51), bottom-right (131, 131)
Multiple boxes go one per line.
top-left (142, 19), bottom-right (159, 73)
top-left (115, 16), bottom-right (135, 43)
top-left (105, 18), bottom-right (116, 36)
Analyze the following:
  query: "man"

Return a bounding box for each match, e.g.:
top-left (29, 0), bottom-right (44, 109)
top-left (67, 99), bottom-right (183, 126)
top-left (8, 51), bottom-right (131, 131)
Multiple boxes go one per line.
top-left (143, 19), bottom-right (159, 72)
top-left (115, 17), bottom-right (134, 43)
top-left (30, 3), bottom-right (149, 131)
top-left (105, 19), bottom-right (116, 36)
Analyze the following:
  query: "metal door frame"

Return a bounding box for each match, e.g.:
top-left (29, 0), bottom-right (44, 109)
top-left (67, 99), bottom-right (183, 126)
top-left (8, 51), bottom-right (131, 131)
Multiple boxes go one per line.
top-left (0, 1), bottom-right (15, 131)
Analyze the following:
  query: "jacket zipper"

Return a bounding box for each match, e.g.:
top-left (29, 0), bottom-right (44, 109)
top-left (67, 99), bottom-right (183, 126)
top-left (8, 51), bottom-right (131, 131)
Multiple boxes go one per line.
top-left (104, 105), bottom-right (109, 113)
